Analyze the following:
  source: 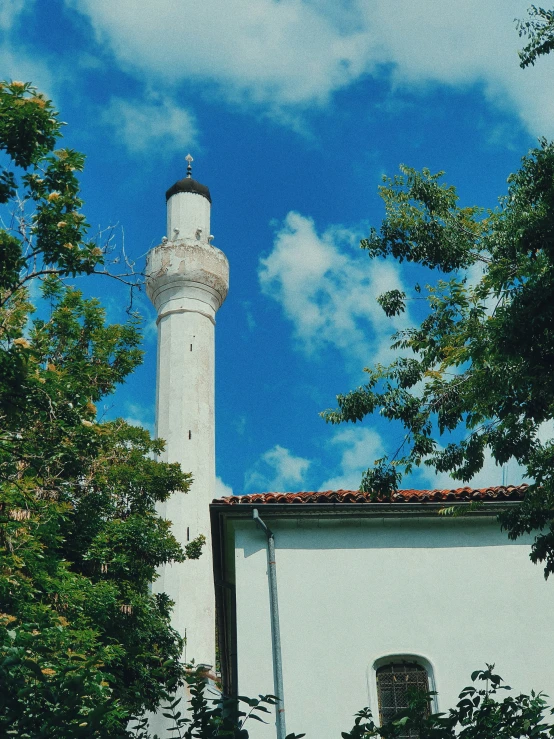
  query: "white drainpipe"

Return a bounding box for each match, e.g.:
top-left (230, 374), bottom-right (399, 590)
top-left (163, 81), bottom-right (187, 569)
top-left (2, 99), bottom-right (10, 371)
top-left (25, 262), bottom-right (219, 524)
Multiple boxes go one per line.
top-left (253, 509), bottom-right (286, 739)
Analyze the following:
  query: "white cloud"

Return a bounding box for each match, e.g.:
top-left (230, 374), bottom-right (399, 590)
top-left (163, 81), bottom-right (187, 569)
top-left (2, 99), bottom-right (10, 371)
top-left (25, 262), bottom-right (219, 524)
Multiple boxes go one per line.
top-left (537, 419), bottom-right (554, 445)
top-left (215, 476), bottom-right (233, 498)
top-left (259, 211), bottom-right (409, 366)
top-left (0, 0), bottom-right (26, 31)
top-left (68, 0), bottom-right (373, 108)
top-left (245, 444), bottom-right (311, 492)
top-left (0, 1), bottom-right (67, 105)
top-left (242, 301), bottom-right (256, 332)
top-left (68, 0), bottom-right (554, 137)
top-left (0, 44), bottom-right (53, 98)
top-left (420, 421), bottom-right (554, 491)
top-left (234, 415), bottom-right (247, 436)
top-left (124, 402), bottom-right (155, 436)
top-left (319, 427), bottom-right (385, 491)
top-left (102, 96), bottom-right (197, 155)
top-left (422, 449), bottom-right (527, 491)
top-left (363, 0), bottom-right (554, 137)
top-left (319, 426), bottom-right (528, 493)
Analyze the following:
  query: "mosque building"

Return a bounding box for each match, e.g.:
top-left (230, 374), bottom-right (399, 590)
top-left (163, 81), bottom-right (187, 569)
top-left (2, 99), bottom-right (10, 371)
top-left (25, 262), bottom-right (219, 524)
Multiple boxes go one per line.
top-left (145, 161), bottom-right (554, 739)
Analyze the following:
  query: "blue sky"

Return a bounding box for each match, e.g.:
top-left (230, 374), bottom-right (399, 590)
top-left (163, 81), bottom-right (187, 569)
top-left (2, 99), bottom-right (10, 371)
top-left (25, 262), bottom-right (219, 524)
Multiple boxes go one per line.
top-left (4, 0), bottom-right (554, 496)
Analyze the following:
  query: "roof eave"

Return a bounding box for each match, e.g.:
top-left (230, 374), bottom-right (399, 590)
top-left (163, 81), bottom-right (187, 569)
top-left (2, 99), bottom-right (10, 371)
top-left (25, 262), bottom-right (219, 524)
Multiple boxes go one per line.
top-left (209, 499), bottom-right (521, 520)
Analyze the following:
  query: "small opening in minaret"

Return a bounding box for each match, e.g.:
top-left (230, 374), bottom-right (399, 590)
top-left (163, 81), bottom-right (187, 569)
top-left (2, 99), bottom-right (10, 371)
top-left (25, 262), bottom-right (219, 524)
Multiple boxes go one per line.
top-left (190, 344), bottom-right (192, 351)
top-left (188, 430), bottom-right (191, 439)
top-left (187, 527), bottom-right (190, 542)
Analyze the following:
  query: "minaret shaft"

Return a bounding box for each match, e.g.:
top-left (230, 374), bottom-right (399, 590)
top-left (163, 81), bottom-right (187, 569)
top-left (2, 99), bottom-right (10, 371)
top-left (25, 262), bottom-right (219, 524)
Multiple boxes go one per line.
top-left (155, 310), bottom-right (215, 543)
top-left (154, 309), bottom-right (216, 661)
top-left (146, 181), bottom-right (228, 672)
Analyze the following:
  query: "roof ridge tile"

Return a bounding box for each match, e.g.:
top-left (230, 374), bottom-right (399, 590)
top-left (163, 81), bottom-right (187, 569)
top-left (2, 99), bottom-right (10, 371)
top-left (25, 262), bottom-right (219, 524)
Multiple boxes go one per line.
top-left (212, 484), bottom-right (529, 506)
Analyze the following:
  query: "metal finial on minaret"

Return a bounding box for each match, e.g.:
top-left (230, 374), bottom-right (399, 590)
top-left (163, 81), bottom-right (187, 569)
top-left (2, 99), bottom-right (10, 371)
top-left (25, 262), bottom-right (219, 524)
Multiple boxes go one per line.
top-left (185, 153), bottom-right (193, 178)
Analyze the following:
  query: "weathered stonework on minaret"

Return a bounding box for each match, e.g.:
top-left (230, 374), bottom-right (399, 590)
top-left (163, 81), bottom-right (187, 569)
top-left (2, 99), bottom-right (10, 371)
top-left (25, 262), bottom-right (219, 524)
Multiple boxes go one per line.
top-left (146, 159), bottom-right (229, 676)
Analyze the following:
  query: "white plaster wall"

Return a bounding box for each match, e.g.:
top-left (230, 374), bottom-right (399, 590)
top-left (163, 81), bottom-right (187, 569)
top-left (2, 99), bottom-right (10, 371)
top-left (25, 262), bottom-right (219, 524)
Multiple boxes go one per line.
top-left (168, 191), bottom-right (211, 241)
top-left (232, 516), bottom-right (554, 739)
top-left (154, 307), bottom-right (217, 664)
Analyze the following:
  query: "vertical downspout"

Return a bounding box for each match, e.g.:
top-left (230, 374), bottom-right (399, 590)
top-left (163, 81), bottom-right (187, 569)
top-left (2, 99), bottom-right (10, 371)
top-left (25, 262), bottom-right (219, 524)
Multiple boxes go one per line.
top-left (253, 509), bottom-right (286, 739)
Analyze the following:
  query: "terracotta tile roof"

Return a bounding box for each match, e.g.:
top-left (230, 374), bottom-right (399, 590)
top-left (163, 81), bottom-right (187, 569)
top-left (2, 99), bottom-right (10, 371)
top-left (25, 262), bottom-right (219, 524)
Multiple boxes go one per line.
top-left (212, 484), bottom-right (528, 506)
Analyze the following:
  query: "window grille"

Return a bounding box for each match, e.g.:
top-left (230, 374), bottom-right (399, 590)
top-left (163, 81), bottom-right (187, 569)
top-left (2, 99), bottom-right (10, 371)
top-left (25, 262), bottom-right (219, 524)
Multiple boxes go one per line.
top-left (376, 662), bottom-right (430, 738)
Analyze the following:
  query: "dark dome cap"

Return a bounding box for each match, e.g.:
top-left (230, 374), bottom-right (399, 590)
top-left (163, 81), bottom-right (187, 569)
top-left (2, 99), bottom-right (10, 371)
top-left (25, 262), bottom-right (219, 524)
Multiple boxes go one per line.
top-left (166, 177), bottom-right (212, 203)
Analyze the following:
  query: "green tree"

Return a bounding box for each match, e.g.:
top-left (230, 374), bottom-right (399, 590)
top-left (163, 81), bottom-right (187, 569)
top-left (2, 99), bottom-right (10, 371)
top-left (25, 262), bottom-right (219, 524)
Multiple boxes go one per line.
top-left (132, 667), bottom-right (304, 739)
top-left (322, 141), bottom-right (554, 578)
top-left (132, 665), bottom-right (554, 739)
top-left (322, 8), bottom-right (554, 581)
top-left (0, 81), bottom-right (202, 737)
top-left (517, 5), bottom-right (554, 68)
top-left (341, 665), bottom-right (554, 739)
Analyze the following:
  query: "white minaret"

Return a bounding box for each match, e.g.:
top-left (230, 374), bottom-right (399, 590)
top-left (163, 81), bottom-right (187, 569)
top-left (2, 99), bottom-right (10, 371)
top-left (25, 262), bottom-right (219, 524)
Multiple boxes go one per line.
top-left (146, 156), bottom-right (229, 671)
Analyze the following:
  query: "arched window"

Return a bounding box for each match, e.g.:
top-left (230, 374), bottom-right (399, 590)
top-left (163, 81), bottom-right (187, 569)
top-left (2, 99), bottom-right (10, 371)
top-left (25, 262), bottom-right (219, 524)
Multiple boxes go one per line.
top-left (376, 661), bottom-right (430, 738)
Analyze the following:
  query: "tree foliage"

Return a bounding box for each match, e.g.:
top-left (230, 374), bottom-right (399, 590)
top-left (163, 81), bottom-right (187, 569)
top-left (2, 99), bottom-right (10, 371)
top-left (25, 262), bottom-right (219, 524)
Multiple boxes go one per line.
top-left (322, 142), bottom-right (554, 577)
top-left (132, 665), bottom-right (554, 739)
top-left (132, 666), bottom-right (305, 739)
top-left (0, 81), bottom-right (202, 736)
top-left (517, 5), bottom-right (554, 68)
top-left (341, 666), bottom-right (554, 739)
